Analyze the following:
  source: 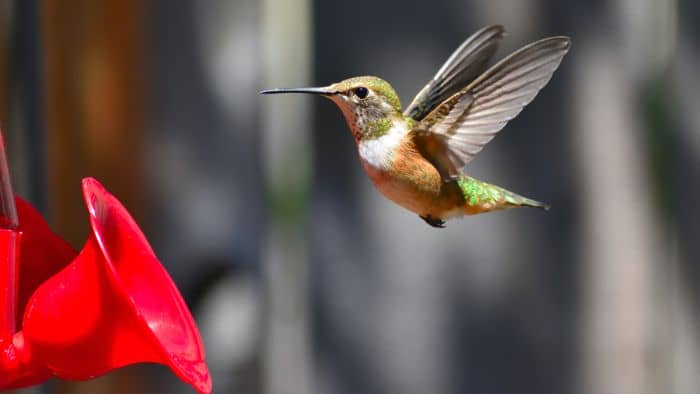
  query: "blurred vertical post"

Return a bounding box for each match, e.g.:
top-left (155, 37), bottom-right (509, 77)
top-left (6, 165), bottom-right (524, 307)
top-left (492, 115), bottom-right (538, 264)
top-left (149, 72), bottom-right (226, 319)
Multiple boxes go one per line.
top-left (41, 1), bottom-right (146, 393)
top-left (42, 0), bottom-right (145, 246)
top-left (576, 0), bottom-right (679, 393)
top-left (4, 0), bottom-right (47, 208)
top-left (260, 0), bottom-right (313, 393)
top-left (0, 3), bottom-right (6, 123)
top-left (620, 0), bottom-right (700, 393)
top-left (575, 43), bottom-right (657, 394)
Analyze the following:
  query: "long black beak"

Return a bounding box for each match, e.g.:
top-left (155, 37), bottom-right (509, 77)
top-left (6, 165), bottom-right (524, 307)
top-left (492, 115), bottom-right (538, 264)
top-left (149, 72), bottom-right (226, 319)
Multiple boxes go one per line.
top-left (259, 86), bottom-right (336, 95)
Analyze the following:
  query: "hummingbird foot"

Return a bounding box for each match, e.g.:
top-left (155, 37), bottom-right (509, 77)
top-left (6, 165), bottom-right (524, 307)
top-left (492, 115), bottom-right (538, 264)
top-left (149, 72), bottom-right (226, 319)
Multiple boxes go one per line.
top-left (420, 215), bottom-right (445, 228)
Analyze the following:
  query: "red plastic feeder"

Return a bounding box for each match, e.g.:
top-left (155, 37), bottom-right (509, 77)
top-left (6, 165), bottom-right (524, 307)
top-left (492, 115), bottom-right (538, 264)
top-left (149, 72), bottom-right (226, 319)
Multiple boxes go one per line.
top-left (0, 133), bottom-right (211, 392)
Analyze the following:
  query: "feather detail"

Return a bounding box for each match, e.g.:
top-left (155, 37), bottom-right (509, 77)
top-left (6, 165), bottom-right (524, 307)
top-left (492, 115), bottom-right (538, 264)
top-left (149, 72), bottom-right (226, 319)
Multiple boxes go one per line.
top-left (411, 36), bottom-right (571, 180)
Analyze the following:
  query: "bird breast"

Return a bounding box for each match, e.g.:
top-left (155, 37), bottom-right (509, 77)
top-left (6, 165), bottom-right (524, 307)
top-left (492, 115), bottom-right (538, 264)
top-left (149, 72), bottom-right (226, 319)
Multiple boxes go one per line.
top-left (357, 131), bottom-right (456, 216)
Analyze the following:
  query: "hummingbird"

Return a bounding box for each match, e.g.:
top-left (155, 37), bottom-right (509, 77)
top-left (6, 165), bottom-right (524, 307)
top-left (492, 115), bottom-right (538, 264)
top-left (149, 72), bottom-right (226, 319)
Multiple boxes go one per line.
top-left (261, 25), bottom-right (570, 228)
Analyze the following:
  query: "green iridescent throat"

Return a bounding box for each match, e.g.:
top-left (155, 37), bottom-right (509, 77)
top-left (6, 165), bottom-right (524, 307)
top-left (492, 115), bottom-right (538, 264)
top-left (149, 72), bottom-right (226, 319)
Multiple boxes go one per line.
top-left (366, 118), bottom-right (392, 138)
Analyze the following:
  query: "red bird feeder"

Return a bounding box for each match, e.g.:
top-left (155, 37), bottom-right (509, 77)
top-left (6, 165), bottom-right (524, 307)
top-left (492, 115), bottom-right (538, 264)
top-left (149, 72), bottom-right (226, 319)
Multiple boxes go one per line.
top-left (0, 133), bottom-right (211, 393)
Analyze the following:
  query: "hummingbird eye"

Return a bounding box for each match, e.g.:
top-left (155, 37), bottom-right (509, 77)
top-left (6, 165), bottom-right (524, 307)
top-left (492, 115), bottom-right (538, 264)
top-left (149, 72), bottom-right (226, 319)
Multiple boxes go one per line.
top-left (353, 87), bottom-right (369, 99)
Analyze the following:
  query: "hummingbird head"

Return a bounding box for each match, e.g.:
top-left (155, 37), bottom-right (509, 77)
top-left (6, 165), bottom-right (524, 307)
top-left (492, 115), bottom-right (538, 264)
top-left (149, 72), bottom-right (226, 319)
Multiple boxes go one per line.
top-left (261, 76), bottom-right (403, 141)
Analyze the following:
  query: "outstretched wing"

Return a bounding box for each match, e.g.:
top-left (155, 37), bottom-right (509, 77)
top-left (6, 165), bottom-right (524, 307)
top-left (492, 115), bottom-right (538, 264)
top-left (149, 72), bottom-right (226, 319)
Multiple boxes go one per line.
top-left (403, 25), bottom-right (505, 122)
top-left (411, 36), bottom-right (571, 180)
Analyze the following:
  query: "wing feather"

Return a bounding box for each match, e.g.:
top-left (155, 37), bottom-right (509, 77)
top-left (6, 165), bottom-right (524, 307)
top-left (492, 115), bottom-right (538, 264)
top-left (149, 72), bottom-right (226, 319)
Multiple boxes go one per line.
top-left (411, 36), bottom-right (571, 180)
top-left (403, 25), bottom-right (505, 121)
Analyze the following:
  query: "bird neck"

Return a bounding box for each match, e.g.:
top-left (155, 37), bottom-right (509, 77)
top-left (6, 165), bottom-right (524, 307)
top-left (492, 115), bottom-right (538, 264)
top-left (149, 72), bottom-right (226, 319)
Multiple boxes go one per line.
top-left (357, 119), bottom-right (408, 171)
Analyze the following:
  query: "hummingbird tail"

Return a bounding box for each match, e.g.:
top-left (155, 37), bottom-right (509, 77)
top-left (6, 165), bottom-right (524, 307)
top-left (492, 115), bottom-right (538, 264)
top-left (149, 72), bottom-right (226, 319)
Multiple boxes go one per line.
top-left (457, 176), bottom-right (550, 214)
top-left (517, 196), bottom-right (550, 211)
top-left (498, 189), bottom-right (550, 211)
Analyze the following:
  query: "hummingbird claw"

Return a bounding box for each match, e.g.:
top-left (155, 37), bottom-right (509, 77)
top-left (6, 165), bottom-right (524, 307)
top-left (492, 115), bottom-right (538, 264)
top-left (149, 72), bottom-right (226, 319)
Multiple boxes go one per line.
top-left (420, 215), bottom-right (445, 228)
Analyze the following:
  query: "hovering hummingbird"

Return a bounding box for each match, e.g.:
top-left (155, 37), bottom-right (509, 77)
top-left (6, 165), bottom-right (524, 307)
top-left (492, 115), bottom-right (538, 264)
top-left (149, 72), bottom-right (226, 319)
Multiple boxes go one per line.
top-left (262, 25), bottom-right (570, 228)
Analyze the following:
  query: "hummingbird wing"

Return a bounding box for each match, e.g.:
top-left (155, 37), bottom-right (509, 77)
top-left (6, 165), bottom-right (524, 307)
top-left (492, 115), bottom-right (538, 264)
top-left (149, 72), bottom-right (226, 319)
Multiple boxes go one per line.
top-left (403, 25), bottom-right (505, 122)
top-left (410, 36), bottom-right (571, 180)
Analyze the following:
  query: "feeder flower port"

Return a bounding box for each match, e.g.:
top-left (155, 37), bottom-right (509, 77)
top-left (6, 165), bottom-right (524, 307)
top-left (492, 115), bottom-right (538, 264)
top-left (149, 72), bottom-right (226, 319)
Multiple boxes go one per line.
top-left (0, 133), bottom-right (211, 393)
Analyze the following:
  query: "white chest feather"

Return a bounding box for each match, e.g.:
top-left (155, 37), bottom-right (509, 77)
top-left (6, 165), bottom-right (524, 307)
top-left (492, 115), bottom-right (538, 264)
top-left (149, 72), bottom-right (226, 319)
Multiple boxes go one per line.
top-left (357, 126), bottom-right (405, 171)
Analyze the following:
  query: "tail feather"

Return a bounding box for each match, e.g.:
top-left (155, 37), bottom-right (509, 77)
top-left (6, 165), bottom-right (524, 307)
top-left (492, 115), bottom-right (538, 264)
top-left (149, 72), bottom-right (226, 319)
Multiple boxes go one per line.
top-left (456, 176), bottom-right (549, 214)
top-left (506, 192), bottom-right (550, 210)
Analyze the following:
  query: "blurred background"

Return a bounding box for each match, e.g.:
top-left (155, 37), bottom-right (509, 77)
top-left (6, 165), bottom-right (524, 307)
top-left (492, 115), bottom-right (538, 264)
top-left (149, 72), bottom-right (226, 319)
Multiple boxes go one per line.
top-left (0, 0), bottom-right (697, 393)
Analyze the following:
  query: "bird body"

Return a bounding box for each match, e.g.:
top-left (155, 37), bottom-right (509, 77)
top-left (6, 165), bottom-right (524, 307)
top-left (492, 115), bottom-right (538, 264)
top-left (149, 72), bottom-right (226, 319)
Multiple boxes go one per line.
top-left (262, 25), bottom-right (570, 227)
top-left (357, 120), bottom-right (546, 222)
